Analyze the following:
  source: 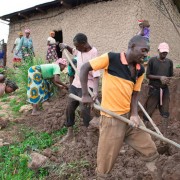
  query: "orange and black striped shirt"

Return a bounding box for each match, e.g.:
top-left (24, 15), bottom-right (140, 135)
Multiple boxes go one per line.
top-left (89, 52), bottom-right (145, 116)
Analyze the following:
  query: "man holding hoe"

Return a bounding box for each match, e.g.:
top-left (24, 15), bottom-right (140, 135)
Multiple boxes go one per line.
top-left (80, 35), bottom-right (160, 179)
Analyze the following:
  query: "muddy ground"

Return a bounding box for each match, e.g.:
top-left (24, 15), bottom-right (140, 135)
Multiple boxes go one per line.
top-left (0, 77), bottom-right (180, 179)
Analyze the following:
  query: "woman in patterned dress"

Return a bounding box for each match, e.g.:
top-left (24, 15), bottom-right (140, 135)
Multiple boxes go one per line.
top-left (17, 29), bottom-right (35, 63)
top-left (46, 31), bottom-right (58, 63)
top-left (27, 58), bottom-right (68, 115)
top-left (11, 32), bottom-right (23, 68)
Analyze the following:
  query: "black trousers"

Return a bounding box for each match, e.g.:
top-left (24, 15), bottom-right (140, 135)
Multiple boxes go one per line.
top-left (65, 85), bottom-right (92, 127)
top-left (143, 86), bottom-right (170, 121)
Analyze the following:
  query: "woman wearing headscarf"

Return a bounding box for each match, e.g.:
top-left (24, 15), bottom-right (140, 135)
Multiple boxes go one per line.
top-left (27, 58), bottom-right (68, 115)
top-left (46, 31), bottom-right (58, 63)
top-left (11, 32), bottom-right (23, 68)
top-left (17, 29), bottom-right (35, 62)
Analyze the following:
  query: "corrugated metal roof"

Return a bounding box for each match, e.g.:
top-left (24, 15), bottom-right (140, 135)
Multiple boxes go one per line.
top-left (0, 0), bottom-right (61, 20)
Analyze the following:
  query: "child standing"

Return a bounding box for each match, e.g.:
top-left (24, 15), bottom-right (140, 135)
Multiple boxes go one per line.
top-left (137, 20), bottom-right (150, 63)
top-left (138, 20), bottom-right (150, 40)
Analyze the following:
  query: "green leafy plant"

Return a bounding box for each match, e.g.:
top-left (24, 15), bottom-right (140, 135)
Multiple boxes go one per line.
top-left (3, 58), bottom-right (45, 115)
top-left (0, 67), bottom-right (5, 74)
top-left (0, 126), bottom-right (68, 180)
top-left (9, 98), bottom-right (25, 113)
top-left (15, 58), bottom-right (45, 98)
top-left (0, 96), bottom-right (8, 102)
top-left (0, 129), bottom-right (53, 180)
top-left (176, 64), bottom-right (180, 68)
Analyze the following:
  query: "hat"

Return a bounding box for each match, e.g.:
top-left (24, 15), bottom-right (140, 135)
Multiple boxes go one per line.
top-left (55, 58), bottom-right (67, 66)
top-left (18, 32), bottom-right (23, 36)
top-left (158, 42), bottom-right (169, 53)
top-left (25, 29), bottom-right (30, 33)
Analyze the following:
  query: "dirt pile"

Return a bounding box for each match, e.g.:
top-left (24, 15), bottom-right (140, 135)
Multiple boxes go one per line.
top-left (158, 153), bottom-right (180, 180)
top-left (19, 89), bottom-right (68, 133)
top-left (43, 119), bottom-right (180, 180)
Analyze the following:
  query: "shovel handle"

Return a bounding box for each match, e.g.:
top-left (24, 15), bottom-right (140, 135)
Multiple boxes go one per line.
top-left (69, 93), bottom-right (180, 149)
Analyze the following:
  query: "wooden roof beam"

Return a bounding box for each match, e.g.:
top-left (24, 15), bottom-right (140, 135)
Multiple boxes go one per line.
top-left (18, 13), bottom-right (28, 19)
top-left (0, 18), bottom-right (10, 22)
top-left (60, 1), bottom-right (72, 7)
top-left (36, 7), bottom-right (47, 14)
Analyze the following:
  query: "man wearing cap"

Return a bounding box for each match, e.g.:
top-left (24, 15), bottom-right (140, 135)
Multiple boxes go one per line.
top-left (144, 42), bottom-right (173, 136)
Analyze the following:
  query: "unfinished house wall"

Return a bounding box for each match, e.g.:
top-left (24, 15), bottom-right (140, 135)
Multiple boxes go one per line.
top-left (7, 0), bottom-right (180, 67)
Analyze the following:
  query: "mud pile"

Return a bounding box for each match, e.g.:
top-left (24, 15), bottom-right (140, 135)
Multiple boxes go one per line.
top-left (44, 118), bottom-right (179, 180)
top-left (20, 89), bottom-right (68, 133)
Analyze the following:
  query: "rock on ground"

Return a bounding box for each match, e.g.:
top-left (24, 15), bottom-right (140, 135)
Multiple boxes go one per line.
top-left (28, 152), bottom-right (48, 170)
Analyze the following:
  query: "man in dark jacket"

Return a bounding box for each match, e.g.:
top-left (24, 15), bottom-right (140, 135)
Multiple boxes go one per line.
top-left (144, 42), bottom-right (173, 136)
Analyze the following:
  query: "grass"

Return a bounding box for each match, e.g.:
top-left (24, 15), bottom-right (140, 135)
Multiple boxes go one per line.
top-left (4, 57), bottom-right (68, 115)
top-left (2, 58), bottom-right (45, 115)
top-left (0, 58), bottom-right (83, 179)
top-left (49, 159), bottom-right (90, 180)
top-left (0, 131), bottom-right (52, 179)
top-left (9, 99), bottom-right (25, 113)
top-left (0, 126), bottom-right (67, 180)
top-left (0, 96), bottom-right (8, 102)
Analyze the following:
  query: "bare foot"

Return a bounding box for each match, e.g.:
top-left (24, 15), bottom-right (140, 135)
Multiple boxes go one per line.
top-left (31, 111), bottom-right (41, 116)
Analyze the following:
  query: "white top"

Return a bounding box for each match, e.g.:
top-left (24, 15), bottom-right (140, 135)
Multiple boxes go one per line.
top-left (47, 37), bottom-right (56, 44)
top-left (14, 38), bottom-right (21, 50)
top-left (72, 47), bottom-right (100, 89)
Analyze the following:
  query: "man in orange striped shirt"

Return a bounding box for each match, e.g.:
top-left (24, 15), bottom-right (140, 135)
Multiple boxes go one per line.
top-left (80, 35), bottom-right (160, 179)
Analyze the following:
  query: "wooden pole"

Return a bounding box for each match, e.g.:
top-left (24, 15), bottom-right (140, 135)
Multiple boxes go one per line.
top-left (64, 49), bottom-right (164, 134)
top-left (69, 93), bottom-right (180, 149)
top-left (138, 102), bottom-right (163, 136)
top-left (63, 49), bottom-right (100, 105)
top-left (64, 49), bottom-right (164, 136)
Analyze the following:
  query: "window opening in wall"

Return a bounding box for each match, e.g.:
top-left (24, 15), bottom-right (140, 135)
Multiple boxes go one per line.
top-left (54, 30), bottom-right (63, 58)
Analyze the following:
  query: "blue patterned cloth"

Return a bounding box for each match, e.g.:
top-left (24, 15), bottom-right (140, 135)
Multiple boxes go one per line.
top-left (27, 65), bottom-right (53, 104)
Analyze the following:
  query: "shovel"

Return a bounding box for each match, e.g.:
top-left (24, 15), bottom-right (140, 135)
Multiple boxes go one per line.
top-left (69, 93), bottom-right (180, 149)
top-left (63, 49), bottom-right (163, 136)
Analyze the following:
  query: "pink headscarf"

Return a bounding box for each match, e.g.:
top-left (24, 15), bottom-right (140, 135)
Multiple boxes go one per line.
top-left (25, 29), bottom-right (30, 33)
top-left (55, 58), bottom-right (67, 66)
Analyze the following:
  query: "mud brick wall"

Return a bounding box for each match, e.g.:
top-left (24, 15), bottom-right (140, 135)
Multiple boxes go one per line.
top-left (6, 0), bottom-right (180, 67)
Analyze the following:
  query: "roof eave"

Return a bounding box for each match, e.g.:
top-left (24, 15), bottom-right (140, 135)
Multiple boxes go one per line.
top-left (0, 0), bottom-right (61, 20)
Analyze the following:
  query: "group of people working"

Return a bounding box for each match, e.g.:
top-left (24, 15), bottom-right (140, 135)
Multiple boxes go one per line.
top-left (60, 23), bottom-right (172, 179)
top-left (4, 20), bottom-right (174, 179)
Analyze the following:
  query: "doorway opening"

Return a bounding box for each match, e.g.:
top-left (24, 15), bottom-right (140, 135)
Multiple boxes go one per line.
top-left (54, 30), bottom-right (63, 58)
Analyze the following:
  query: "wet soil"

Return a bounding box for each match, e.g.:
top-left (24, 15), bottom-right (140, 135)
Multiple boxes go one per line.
top-left (1, 78), bottom-right (180, 179)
